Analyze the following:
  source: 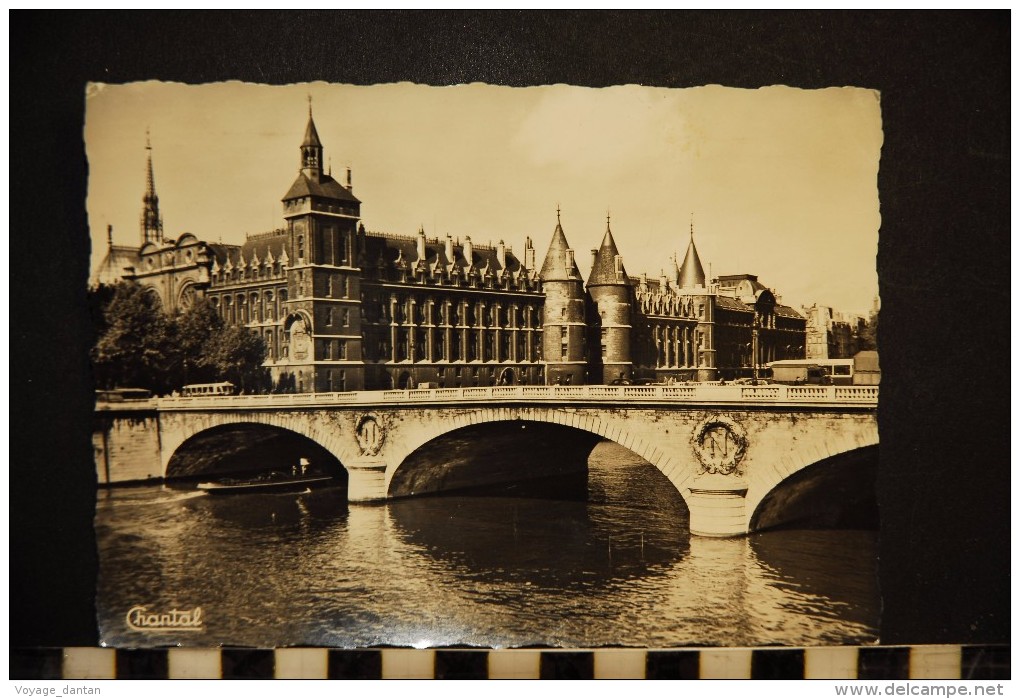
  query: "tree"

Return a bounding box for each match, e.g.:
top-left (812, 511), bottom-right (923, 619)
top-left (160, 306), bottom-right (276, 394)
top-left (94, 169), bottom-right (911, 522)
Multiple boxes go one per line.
top-left (86, 283), bottom-right (118, 341)
top-left (856, 309), bottom-right (879, 352)
top-left (92, 282), bottom-right (271, 393)
top-left (91, 282), bottom-right (174, 392)
top-left (171, 297), bottom-right (225, 386)
top-left (205, 325), bottom-right (268, 393)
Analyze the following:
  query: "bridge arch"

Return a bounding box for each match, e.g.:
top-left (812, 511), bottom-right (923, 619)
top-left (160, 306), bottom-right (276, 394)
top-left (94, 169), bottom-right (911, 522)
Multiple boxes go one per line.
top-left (383, 406), bottom-right (700, 507)
top-left (164, 421), bottom-right (349, 483)
top-left (159, 411), bottom-right (358, 477)
top-left (744, 427), bottom-right (880, 532)
top-left (748, 444), bottom-right (880, 532)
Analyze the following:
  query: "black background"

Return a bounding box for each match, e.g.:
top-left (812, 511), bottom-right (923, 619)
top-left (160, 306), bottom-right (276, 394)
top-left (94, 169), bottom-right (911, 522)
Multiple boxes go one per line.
top-left (10, 11), bottom-right (1009, 648)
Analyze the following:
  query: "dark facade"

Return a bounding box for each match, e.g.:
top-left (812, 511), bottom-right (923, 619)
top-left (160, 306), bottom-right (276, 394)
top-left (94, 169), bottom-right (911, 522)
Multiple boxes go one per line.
top-left (95, 109), bottom-right (807, 391)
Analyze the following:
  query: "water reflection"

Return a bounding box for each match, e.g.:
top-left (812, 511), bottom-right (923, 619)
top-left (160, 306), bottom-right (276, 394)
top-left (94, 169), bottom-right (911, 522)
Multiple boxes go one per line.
top-left (95, 442), bottom-right (878, 648)
top-left (386, 495), bottom-right (689, 591)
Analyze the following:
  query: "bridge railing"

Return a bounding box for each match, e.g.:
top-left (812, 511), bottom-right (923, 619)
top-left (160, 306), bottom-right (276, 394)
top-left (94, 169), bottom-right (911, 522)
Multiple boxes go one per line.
top-left (153, 383), bottom-right (878, 410)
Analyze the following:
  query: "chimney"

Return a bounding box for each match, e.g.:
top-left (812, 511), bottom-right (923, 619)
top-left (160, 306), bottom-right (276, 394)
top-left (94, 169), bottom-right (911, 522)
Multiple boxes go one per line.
top-left (640, 271), bottom-right (648, 288)
top-left (591, 249), bottom-right (598, 266)
top-left (524, 236), bottom-right (535, 270)
top-left (497, 240), bottom-right (506, 268)
top-left (445, 234), bottom-right (454, 263)
top-left (614, 254), bottom-right (623, 279)
top-left (107, 224), bottom-right (113, 249)
top-left (660, 269), bottom-right (668, 290)
top-left (346, 167), bottom-right (353, 191)
top-left (416, 227), bottom-right (426, 262)
top-left (463, 236), bottom-right (473, 266)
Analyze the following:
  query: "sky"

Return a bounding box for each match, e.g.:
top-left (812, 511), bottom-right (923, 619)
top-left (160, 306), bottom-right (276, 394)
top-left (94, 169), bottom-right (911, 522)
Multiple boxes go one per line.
top-left (85, 82), bottom-right (882, 314)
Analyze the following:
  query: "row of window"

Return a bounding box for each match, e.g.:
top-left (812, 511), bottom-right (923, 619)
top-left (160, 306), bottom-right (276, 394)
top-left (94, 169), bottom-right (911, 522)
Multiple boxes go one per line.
top-left (635, 294), bottom-right (705, 319)
top-left (323, 308), bottom-right (350, 327)
top-left (294, 227), bottom-right (356, 267)
top-left (374, 264), bottom-right (540, 293)
top-left (364, 326), bottom-right (542, 363)
top-left (208, 289), bottom-right (289, 325)
top-left (363, 294), bottom-right (541, 330)
top-left (295, 270), bottom-right (354, 299)
top-left (212, 263), bottom-right (287, 285)
top-left (259, 328), bottom-right (349, 362)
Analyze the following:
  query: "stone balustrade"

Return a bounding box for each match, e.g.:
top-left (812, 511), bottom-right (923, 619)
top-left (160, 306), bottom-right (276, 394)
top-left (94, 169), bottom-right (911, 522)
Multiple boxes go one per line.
top-left (151, 383), bottom-right (878, 410)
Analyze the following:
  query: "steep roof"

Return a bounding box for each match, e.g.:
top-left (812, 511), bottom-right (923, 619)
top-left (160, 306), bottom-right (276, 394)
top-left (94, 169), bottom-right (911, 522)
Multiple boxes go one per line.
top-left (364, 232), bottom-right (529, 281)
top-left (239, 232), bottom-right (289, 264)
top-left (302, 113), bottom-right (322, 148)
top-left (678, 235), bottom-right (706, 288)
top-left (91, 245), bottom-right (139, 287)
top-left (205, 243), bottom-right (243, 265)
top-left (282, 172), bottom-right (361, 204)
top-left (539, 220), bottom-right (582, 282)
top-left (587, 223), bottom-right (628, 286)
top-left (775, 304), bottom-right (804, 319)
top-left (715, 295), bottom-right (751, 312)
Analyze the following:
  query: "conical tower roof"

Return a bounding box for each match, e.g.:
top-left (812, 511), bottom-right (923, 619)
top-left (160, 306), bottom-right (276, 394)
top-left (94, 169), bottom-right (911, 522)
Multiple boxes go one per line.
top-left (302, 106), bottom-right (322, 148)
top-left (539, 212), bottom-right (582, 282)
top-left (587, 217), bottom-right (628, 286)
top-left (678, 228), bottom-right (706, 288)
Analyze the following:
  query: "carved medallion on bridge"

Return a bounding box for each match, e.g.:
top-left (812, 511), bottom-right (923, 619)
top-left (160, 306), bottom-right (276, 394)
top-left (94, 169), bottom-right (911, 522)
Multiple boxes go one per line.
top-left (356, 415), bottom-right (385, 457)
top-left (692, 415), bottom-right (748, 476)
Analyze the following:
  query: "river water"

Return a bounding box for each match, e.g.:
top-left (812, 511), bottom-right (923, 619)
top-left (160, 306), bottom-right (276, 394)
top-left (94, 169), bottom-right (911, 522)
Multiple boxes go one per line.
top-left (95, 441), bottom-right (879, 648)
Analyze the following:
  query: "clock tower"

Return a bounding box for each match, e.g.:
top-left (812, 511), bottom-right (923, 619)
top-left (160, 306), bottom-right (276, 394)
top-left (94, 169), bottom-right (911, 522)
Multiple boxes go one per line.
top-left (280, 103), bottom-right (365, 391)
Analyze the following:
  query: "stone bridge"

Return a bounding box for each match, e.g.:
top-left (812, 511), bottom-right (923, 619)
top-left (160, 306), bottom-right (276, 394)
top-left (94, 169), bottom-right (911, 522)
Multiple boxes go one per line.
top-left (94, 384), bottom-right (879, 537)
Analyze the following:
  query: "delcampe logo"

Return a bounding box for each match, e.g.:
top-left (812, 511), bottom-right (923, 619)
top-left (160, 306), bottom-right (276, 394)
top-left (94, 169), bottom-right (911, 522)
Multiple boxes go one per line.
top-left (126, 605), bottom-right (204, 632)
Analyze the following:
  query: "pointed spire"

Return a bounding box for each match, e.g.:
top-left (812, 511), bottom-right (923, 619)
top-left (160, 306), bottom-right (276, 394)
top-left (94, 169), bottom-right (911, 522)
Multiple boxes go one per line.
top-left (299, 99), bottom-right (324, 179)
top-left (678, 221), bottom-right (706, 289)
top-left (303, 96), bottom-right (321, 147)
top-left (539, 209), bottom-right (581, 281)
top-left (144, 129), bottom-right (156, 197)
top-left (140, 129), bottom-right (163, 246)
top-left (587, 215), bottom-right (628, 286)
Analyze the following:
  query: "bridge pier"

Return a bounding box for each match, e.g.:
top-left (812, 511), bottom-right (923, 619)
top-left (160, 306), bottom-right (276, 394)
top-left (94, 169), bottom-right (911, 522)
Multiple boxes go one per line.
top-left (345, 459), bottom-right (389, 502)
top-left (687, 476), bottom-right (749, 538)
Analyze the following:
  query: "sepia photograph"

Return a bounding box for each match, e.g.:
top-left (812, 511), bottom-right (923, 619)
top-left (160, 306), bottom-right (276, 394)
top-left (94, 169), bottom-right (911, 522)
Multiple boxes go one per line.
top-left (86, 81), bottom-right (884, 650)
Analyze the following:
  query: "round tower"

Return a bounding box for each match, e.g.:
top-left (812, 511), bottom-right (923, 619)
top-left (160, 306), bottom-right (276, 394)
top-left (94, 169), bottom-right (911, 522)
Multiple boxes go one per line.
top-left (587, 216), bottom-right (633, 384)
top-left (539, 210), bottom-right (586, 385)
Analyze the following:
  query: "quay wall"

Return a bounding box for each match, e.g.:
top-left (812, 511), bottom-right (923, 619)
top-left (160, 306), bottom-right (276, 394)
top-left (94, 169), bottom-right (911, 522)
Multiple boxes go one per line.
top-left (93, 405), bottom-right (162, 484)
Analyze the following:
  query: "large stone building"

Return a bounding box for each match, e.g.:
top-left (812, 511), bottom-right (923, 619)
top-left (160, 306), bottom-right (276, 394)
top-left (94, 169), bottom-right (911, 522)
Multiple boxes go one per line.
top-left (94, 108), bottom-right (806, 391)
top-left (801, 303), bottom-right (868, 359)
